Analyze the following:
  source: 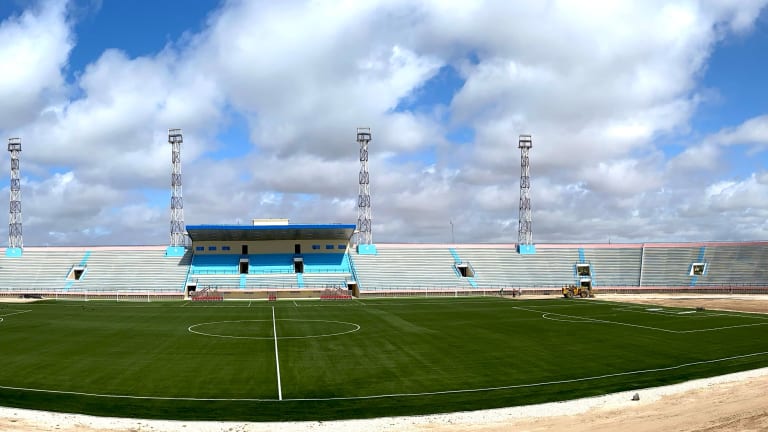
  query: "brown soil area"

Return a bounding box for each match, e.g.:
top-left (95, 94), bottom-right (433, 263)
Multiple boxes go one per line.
top-left (603, 296), bottom-right (768, 314)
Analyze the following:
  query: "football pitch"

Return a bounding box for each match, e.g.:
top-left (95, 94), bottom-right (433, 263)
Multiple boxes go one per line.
top-left (1, 297), bottom-right (767, 421)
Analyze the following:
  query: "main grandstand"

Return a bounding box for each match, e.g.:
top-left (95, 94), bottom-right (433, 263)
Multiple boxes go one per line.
top-left (2, 239), bottom-right (768, 300)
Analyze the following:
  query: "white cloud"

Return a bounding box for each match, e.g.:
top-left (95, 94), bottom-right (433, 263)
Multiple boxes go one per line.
top-left (2, 0), bottom-right (768, 246)
top-left (707, 114), bottom-right (768, 147)
top-left (705, 174), bottom-right (768, 210)
top-left (0, 0), bottom-right (71, 129)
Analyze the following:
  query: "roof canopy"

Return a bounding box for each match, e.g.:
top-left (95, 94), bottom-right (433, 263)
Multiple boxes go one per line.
top-left (186, 224), bottom-right (356, 242)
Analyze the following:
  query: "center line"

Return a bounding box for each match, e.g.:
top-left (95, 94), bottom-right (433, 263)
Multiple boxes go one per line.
top-left (272, 306), bottom-right (283, 401)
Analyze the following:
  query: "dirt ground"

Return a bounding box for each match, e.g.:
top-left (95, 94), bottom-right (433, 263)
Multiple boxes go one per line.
top-left (0, 295), bottom-right (767, 432)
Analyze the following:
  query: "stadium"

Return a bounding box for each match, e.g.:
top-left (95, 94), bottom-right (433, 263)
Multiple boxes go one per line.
top-left (0, 129), bottom-right (768, 429)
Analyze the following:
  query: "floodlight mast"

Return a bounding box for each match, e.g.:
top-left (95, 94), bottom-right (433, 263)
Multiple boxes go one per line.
top-left (356, 128), bottom-right (372, 246)
top-left (7, 138), bottom-right (22, 250)
top-left (517, 134), bottom-right (533, 249)
top-left (168, 129), bottom-right (186, 247)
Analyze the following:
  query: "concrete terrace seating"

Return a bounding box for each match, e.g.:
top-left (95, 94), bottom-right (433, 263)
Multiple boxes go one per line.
top-left (249, 254), bottom-right (294, 273)
top-left (245, 273), bottom-right (300, 289)
top-left (302, 273), bottom-right (349, 289)
top-left (191, 254), bottom-right (239, 274)
top-left (0, 249), bottom-right (86, 292)
top-left (457, 247), bottom-right (578, 288)
top-left (303, 253), bottom-right (351, 273)
top-left (191, 274), bottom-right (241, 289)
top-left (351, 247), bottom-right (471, 290)
top-left (640, 246), bottom-right (700, 286)
top-left (582, 247), bottom-right (642, 287)
top-left (74, 248), bottom-right (191, 292)
top-left (698, 243), bottom-right (768, 286)
top-left (192, 274), bottom-right (295, 289)
top-left (190, 253), bottom-right (353, 288)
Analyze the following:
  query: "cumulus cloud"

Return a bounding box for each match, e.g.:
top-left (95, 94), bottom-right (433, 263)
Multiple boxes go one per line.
top-left (707, 114), bottom-right (768, 147)
top-left (2, 0), bottom-right (768, 246)
top-left (0, 0), bottom-right (71, 129)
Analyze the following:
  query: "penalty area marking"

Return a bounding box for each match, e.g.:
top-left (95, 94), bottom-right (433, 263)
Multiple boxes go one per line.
top-left (188, 319), bottom-right (361, 340)
top-left (517, 306), bottom-right (768, 334)
top-left (0, 310), bottom-right (31, 317)
top-left (541, 313), bottom-right (596, 323)
top-left (0, 350), bottom-right (766, 403)
top-left (0, 310), bottom-right (31, 324)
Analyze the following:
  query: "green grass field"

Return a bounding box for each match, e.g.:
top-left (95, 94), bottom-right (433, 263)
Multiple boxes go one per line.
top-left (0, 297), bottom-right (767, 421)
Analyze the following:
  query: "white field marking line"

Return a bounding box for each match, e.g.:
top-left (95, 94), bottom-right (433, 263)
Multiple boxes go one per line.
top-left (353, 299), bottom-right (366, 306)
top-left (0, 310), bottom-right (31, 317)
top-left (507, 302), bottom-right (596, 308)
top-left (297, 298), bottom-right (508, 308)
top-left (593, 299), bottom-right (768, 319)
top-left (673, 322), bottom-right (768, 333)
top-left (293, 300), bottom-right (298, 307)
top-left (557, 307), bottom-right (768, 333)
top-left (188, 319), bottom-right (361, 340)
top-left (272, 306), bottom-right (282, 401)
top-left (613, 305), bottom-right (768, 321)
top-left (541, 313), bottom-right (596, 323)
top-left (612, 306), bottom-right (712, 318)
top-left (608, 307), bottom-right (768, 332)
top-left (513, 306), bottom-right (768, 334)
top-left (2, 350), bottom-right (767, 403)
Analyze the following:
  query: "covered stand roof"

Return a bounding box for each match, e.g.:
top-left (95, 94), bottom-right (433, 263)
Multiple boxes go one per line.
top-left (186, 224), bottom-right (356, 242)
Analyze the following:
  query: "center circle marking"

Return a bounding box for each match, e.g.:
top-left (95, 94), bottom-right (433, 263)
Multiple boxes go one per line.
top-left (188, 319), bottom-right (360, 339)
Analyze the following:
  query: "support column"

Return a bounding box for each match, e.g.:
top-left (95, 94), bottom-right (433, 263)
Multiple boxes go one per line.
top-left (517, 134), bottom-right (535, 254)
top-left (166, 129), bottom-right (187, 257)
top-left (356, 128), bottom-right (376, 254)
top-left (6, 138), bottom-right (22, 257)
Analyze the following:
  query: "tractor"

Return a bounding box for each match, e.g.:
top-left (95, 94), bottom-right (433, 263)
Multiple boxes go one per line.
top-left (562, 284), bottom-right (593, 298)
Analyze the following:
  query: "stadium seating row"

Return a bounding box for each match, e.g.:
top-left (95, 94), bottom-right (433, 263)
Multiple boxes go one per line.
top-left (2, 243), bottom-right (768, 294)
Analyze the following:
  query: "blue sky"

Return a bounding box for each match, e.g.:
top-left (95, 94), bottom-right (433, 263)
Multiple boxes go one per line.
top-left (1, 1), bottom-right (768, 246)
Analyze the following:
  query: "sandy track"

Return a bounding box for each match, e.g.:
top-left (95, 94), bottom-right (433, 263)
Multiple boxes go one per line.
top-left (1, 295), bottom-right (767, 432)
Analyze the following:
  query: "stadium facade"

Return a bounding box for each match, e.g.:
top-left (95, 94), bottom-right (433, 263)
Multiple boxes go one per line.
top-left (2, 237), bottom-right (768, 300)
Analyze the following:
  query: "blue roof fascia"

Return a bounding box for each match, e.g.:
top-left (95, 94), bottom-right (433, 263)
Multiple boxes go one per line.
top-left (186, 224), bottom-right (356, 231)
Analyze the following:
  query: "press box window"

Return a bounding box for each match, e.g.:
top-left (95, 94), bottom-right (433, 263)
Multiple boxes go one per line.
top-left (222, 246), bottom-right (231, 251)
top-left (325, 244), bottom-right (334, 250)
top-left (208, 246), bottom-right (217, 251)
top-left (312, 245), bottom-right (321, 250)
top-left (195, 246), bottom-right (204, 251)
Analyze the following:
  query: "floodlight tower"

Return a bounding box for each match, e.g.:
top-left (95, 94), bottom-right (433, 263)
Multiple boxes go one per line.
top-left (166, 129), bottom-right (186, 256)
top-left (6, 138), bottom-right (22, 257)
top-left (356, 128), bottom-right (376, 254)
top-left (517, 134), bottom-right (535, 254)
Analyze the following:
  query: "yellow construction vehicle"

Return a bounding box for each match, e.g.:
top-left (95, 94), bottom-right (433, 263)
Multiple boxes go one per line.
top-left (562, 284), bottom-right (592, 298)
